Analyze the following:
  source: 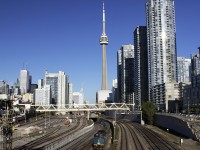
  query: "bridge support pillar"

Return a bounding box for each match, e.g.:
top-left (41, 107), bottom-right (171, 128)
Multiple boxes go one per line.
top-left (87, 111), bottom-right (90, 120)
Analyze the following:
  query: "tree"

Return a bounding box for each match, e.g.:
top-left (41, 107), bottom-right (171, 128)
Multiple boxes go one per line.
top-left (142, 101), bottom-right (156, 125)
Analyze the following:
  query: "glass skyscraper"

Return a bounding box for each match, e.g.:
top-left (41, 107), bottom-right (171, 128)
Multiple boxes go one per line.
top-left (134, 26), bottom-right (148, 109)
top-left (44, 71), bottom-right (68, 107)
top-left (117, 45), bottom-right (134, 104)
top-left (146, 0), bottom-right (178, 102)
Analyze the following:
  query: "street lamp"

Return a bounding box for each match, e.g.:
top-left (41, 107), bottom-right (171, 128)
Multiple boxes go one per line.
top-left (166, 128), bottom-right (169, 139)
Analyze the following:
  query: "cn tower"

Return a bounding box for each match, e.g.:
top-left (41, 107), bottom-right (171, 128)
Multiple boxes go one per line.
top-left (100, 1), bottom-right (109, 90)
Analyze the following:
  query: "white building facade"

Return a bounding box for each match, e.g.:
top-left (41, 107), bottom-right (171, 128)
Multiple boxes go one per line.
top-left (73, 88), bottom-right (84, 105)
top-left (20, 70), bottom-right (29, 94)
top-left (44, 71), bottom-right (68, 107)
top-left (68, 83), bottom-right (73, 105)
top-left (112, 79), bottom-right (117, 102)
top-left (38, 79), bottom-right (44, 89)
top-left (35, 85), bottom-right (51, 105)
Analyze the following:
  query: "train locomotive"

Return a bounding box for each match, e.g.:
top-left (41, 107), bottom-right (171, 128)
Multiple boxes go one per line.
top-left (92, 130), bottom-right (106, 150)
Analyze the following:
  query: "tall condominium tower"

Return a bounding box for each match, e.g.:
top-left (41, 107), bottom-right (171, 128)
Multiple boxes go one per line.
top-left (117, 50), bottom-right (122, 103)
top-left (100, 1), bottom-right (109, 90)
top-left (177, 57), bottom-right (191, 82)
top-left (134, 26), bottom-right (148, 109)
top-left (45, 71), bottom-right (69, 107)
top-left (19, 69), bottom-right (29, 94)
top-left (117, 45), bottom-right (134, 104)
top-left (146, 0), bottom-right (178, 101)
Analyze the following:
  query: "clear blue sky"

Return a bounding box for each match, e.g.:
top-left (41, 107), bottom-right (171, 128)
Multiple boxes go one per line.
top-left (0, 0), bottom-right (200, 103)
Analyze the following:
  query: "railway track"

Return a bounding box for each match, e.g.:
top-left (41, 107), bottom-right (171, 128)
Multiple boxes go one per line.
top-left (14, 126), bottom-right (62, 149)
top-left (18, 116), bottom-right (65, 128)
top-left (13, 117), bottom-right (87, 149)
top-left (131, 123), bottom-right (180, 150)
top-left (117, 121), bottom-right (144, 150)
top-left (66, 128), bottom-right (96, 150)
top-left (12, 116), bottom-right (65, 143)
top-left (117, 120), bottom-right (180, 150)
top-left (64, 123), bottom-right (104, 150)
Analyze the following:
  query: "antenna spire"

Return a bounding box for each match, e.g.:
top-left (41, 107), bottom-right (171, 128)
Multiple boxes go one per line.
top-left (102, 0), bottom-right (106, 35)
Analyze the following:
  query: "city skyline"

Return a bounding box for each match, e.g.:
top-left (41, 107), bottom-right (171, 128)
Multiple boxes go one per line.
top-left (0, 0), bottom-right (200, 103)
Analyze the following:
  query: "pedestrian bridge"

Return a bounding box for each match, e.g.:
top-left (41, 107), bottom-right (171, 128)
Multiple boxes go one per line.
top-left (33, 103), bottom-right (134, 112)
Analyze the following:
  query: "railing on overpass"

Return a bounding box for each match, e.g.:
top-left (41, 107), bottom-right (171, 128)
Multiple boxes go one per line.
top-left (32, 103), bottom-right (135, 112)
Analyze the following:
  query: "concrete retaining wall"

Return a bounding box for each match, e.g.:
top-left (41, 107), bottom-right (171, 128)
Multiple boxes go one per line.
top-left (106, 111), bottom-right (141, 123)
top-left (154, 114), bottom-right (198, 140)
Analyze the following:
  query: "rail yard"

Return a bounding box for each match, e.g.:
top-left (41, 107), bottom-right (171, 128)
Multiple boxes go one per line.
top-left (1, 112), bottom-right (200, 150)
top-left (117, 120), bottom-right (181, 150)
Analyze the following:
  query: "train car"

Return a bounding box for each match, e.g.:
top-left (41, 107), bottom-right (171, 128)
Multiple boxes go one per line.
top-left (92, 134), bottom-right (105, 150)
top-left (13, 115), bottom-right (25, 123)
top-left (97, 130), bottom-right (106, 136)
top-left (92, 129), bottom-right (107, 149)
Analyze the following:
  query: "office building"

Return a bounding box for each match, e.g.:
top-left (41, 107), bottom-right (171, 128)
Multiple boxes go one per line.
top-left (117, 45), bottom-right (134, 104)
top-left (38, 79), bottom-right (44, 89)
top-left (177, 57), bottom-right (191, 82)
top-left (30, 84), bottom-right (38, 93)
top-left (68, 83), bottom-right (73, 105)
top-left (183, 48), bottom-right (200, 111)
top-left (29, 75), bottom-right (32, 91)
top-left (112, 79), bottom-right (118, 102)
top-left (13, 87), bottom-right (20, 95)
top-left (0, 80), bottom-right (5, 94)
top-left (45, 71), bottom-right (69, 107)
top-left (35, 85), bottom-right (51, 105)
top-left (146, 0), bottom-right (178, 109)
top-left (134, 26), bottom-right (148, 108)
top-left (0, 80), bottom-right (9, 95)
top-left (19, 69), bottom-right (30, 94)
top-left (191, 47), bottom-right (200, 77)
top-left (73, 88), bottom-right (84, 105)
top-left (117, 50), bottom-right (122, 103)
top-left (179, 82), bottom-right (190, 110)
top-left (183, 75), bottom-right (200, 111)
